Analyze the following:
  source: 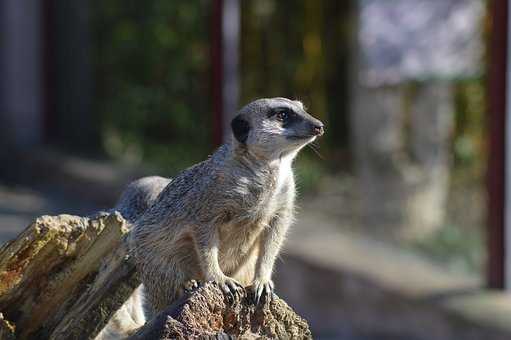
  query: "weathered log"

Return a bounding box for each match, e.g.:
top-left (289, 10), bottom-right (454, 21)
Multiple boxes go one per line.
top-left (0, 213), bottom-right (138, 340)
top-left (0, 213), bottom-right (312, 339)
top-left (129, 282), bottom-right (313, 340)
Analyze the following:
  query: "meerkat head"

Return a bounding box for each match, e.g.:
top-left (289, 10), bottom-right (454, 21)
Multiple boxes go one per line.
top-left (230, 97), bottom-right (324, 159)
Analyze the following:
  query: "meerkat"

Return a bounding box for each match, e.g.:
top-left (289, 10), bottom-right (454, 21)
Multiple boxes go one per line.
top-left (127, 97), bottom-right (324, 316)
top-left (98, 97), bottom-right (324, 339)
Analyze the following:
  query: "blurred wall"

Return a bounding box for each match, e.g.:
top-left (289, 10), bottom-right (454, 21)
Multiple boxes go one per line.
top-left (0, 0), bottom-right (44, 150)
top-left (0, 0), bottom-right (100, 155)
top-left (49, 0), bottom-right (98, 152)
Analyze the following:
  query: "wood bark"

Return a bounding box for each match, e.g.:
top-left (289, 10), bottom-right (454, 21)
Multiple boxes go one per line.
top-left (129, 282), bottom-right (312, 340)
top-left (0, 213), bottom-right (312, 339)
top-left (0, 213), bottom-right (138, 339)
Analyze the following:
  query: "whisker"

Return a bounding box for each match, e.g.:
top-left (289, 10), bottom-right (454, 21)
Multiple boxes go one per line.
top-left (307, 143), bottom-right (324, 160)
top-left (311, 140), bottom-right (321, 149)
top-left (311, 140), bottom-right (321, 148)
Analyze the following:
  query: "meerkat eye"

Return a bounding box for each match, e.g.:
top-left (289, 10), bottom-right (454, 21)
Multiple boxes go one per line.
top-left (276, 109), bottom-right (292, 122)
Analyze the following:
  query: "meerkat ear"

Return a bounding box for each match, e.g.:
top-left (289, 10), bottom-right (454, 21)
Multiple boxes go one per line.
top-left (231, 115), bottom-right (250, 144)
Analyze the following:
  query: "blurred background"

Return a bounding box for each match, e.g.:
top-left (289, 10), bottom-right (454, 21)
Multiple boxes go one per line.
top-left (1, 0), bottom-right (510, 339)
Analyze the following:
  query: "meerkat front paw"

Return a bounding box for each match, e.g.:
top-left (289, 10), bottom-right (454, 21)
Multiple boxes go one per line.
top-left (251, 279), bottom-right (274, 306)
top-left (211, 275), bottom-right (244, 304)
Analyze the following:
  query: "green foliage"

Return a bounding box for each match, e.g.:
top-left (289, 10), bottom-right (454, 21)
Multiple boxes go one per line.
top-left (90, 0), bottom-right (487, 205)
top-left (241, 0), bottom-right (354, 159)
top-left (453, 79), bottom-right (487, 173)
top-left (91, 0), bottom-right (212, 168)
top-left (91, 0), bottom-right (354, 175)
top-left (294, 151), bottom-right (328, 194)
top-left (409, 223), bottom-right (485, 274)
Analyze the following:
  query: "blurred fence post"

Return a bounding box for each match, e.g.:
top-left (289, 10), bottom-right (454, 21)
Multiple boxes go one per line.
top-left (51, 0), bottom-right (98, 151)
top-left (211, 0), bottom-right (240, 146)
top-left (506, 0), bottom-right (511, 291)
top-left (0, 0), bottom-right (44, 150)
top-left (488, 0), bottom-right (507, 290)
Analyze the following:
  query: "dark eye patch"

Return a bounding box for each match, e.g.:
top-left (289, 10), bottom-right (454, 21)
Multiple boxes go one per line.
top-left (270, 107), bottom-right (301, 128)
top-left (267, 107), bottom-right (284, 118)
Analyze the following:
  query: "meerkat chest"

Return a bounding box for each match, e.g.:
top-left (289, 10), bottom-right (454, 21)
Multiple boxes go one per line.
top-left (219, 160), bottom-right (294, 260)
top-left (250, 157), bottom-right (293, 223)
top-left (227, 156), bottom-right (294, 229)
top-left (268, 157), bottom-right (293, 210)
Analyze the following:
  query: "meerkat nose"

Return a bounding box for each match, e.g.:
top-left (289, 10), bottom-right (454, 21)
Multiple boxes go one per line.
top-left (312, 123), bottom-right (325, 136)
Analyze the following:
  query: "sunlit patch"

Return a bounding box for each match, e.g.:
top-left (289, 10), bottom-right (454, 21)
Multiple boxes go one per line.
top-left (293, 100), bottom-right (305, 111)
top-left (261, 120), bottom-right (284, 134)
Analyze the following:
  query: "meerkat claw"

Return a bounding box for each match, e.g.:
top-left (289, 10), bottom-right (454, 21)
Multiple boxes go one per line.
top-left (221, 284), bottom-right (234, 304)
top-left (219, 277), bottom-right (243, 304)
top-left (184, 279), bottom-right (200, 294)
top-left (235, 285), bottom-right (244, 301)
top-left (255, 285), bottom-right (263, 305)
top-left (266, 285), bottom-right (273, 303)
top-left (253, 281), bottom-right (274, 306)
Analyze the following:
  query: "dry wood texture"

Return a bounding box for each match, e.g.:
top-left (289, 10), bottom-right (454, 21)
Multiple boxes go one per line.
top-left (0, 213), bottom-right (311, 339)
top-left (0, 213), bottom-right (138, 340)
top-left (129, 282), bottom-right (312, 340)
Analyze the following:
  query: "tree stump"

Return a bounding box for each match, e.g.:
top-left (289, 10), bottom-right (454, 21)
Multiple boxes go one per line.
top-left (129, 282), bottom-right (312, 340)
top-left (0, 213), bottom-right (312, 339)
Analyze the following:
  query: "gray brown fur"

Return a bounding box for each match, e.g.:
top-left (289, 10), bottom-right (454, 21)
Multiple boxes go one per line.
top-left (128, 97), bottom-right (324, 314)
top-left (115, 176), bottom-right (171, 222)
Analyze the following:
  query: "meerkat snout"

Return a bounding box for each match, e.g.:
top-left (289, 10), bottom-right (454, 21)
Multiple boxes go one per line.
top-left (311, 121), bottom-right (325, 136)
